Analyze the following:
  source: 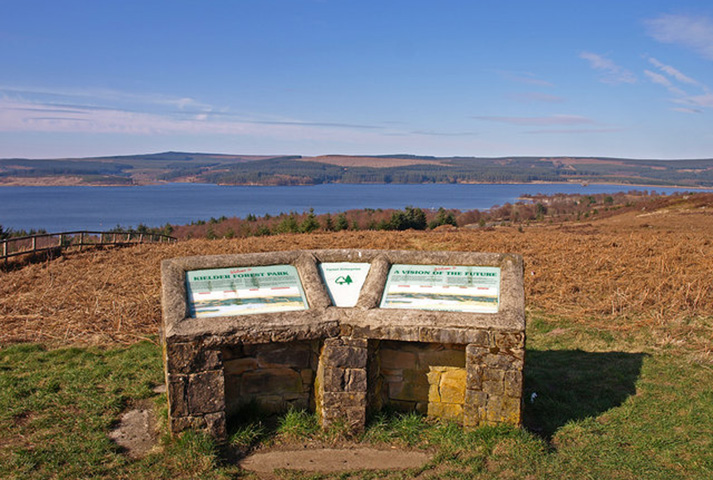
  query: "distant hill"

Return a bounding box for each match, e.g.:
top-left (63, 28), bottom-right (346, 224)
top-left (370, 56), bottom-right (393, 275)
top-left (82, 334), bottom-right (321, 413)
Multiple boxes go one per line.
top-left (1, 152), bottom-right (712, 187)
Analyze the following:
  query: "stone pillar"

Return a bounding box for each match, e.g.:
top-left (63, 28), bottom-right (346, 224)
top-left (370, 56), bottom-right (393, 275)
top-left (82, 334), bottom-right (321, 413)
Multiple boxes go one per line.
top-left (464, 331), bottom-right (524, 427)
top-left (317, 337), bottom-right (368, 432)
top-left (164, 341), bottom-right (227, 440)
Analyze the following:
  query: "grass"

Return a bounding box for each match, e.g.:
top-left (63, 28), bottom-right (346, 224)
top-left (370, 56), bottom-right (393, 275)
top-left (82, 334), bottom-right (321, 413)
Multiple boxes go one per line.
top-left (1, 314), bottom-right (712, 479)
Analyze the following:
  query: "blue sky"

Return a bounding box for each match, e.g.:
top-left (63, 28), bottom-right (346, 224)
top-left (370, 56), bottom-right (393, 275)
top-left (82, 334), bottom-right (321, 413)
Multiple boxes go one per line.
top-left (1, 0), bottom-right (712, 159)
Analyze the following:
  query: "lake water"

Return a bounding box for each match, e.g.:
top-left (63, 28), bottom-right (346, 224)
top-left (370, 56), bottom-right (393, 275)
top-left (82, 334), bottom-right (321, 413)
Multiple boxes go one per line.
top-left (0, 183), bottom-right (705, 232)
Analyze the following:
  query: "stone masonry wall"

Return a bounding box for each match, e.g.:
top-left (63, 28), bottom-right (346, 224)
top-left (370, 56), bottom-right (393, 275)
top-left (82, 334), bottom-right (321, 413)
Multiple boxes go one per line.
top-left (374, 341), bottom-right (466, 422)
top-left (222, 341), bottom-right (320, 416)
top-left (161, 250), bottom-right (526, 441)
top-left (316, 337), bottom-right (368, 432)
top-left (163, 340), bottom-right (227, 439)
top-left (464, 331), bottom-right (525, 427)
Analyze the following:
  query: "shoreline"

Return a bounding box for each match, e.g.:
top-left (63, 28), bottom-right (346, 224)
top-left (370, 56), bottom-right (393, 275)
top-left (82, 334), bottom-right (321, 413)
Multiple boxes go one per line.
top-left (0, 178), bottom-right (710, 190)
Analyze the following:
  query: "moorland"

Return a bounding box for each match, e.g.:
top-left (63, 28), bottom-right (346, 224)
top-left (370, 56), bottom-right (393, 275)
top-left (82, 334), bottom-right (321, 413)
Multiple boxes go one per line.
top-left (1, 151), bottom-right (713, 187)
top-left (0, 192), bottom-right (712, 479)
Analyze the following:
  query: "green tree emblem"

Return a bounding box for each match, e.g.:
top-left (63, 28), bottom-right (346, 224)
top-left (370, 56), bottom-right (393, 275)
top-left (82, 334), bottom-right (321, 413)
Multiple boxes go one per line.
top-left (335, 275), bottom-right (353, 285)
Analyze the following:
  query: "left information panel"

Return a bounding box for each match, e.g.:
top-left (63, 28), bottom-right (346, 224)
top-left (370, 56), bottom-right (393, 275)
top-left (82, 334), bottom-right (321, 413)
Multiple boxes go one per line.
top-left (186, 265), bottom-right (308, 318)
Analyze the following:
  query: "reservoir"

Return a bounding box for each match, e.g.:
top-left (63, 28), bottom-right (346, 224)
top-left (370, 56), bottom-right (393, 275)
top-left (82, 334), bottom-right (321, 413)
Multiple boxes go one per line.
top-left (0, 182), bottom-right (705, 232)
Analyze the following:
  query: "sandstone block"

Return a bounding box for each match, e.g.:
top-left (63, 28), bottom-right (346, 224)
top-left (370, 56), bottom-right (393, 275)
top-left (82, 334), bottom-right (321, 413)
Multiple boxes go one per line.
top-left (322, 345), bottom-right (367, 368)
top-left (482, 378), bottom-right (504, 396)
top-left (204, 412), bottom-right (227, 440)
top-left (504, 370), bottom-right (523, 398)
top-left (466, 365), bottom-right (483, 391)
top-left (463, 405), bottom-right (482, 427)
top-left (380, 348), bottom-right (417, 370)
top-left (484, 353), bottom-right (518, 370)
top-left (483, 368), bottom-right (505, 383)
top-left (166, 342), bottom-right (222, 374)
top-left (439, 368), bottom-right (466, 404)
top-left (351, 324), bottom-right (420, 342)
top-left (426, 369), bottom-right (442, 388)
top-left (224, 357), bottom-right (258, 376)
top-left (428, 402), bottom-right (463, 421)
top-left (481, 395), bottom-right (521, 425)
top-left (187, 370), bottom-right (225, 414)
top-left (428, 381), bottom-right (441, 403)
top-left (170, 415), bottom-right (202, 434)
top-left (321, 366), bottom-right (344, 393)
top-left (322, 391), bottom-right (367, 408)
top-left (466, 345), bottom-right (489, 365)
top-left (255, 395), bottom-right (287, 413)
top-left (167, 374), bottom-right (189, 417)
top-left (240, 368), bottom-right (303, 396)
top-left (344, 368), bottom-right (367, 392)
top-left (417, 346), bottom-right (465, 369)
top-left (390, 373), bottom-right (429, 402)
top-left (256, 342), bottom-right (311, 369)
top-left (419, 327), bottom-right (489, 346)
top-left (300, 369), bottom-right (314, 392)
top-left (494, 331), bottom-right (525, 349)
top-left (465, 389), bottom-right (488, 407)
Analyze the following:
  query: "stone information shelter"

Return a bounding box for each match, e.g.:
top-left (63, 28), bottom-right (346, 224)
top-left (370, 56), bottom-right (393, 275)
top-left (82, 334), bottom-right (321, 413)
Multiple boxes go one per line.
top-left (161, 249), bottom-right (525, 440)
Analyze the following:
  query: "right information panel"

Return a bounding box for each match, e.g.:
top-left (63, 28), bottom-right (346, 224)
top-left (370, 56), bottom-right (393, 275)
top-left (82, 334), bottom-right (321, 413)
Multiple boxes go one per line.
top-left (380, 264), bottom-right (500, 313)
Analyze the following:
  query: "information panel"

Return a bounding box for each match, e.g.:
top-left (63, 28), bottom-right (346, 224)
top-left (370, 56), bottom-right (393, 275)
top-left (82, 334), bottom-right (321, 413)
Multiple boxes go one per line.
top-left (318, 262), bottom-right (371, 307)
top-left (186, 265), bottom-right (308, 318)
top-left (380, 264), bottom-right (500, 313)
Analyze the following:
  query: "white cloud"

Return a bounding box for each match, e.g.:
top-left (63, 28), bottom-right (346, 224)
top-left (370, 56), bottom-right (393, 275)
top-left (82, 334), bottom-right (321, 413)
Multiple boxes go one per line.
top-left (644, 69), bottom-right (686, 96)
top-left (0, 84), bottom-right (212, 113)
top-left (0, 97), bottom-right (373, 142)
top-left (677, 93), bottom-right (713, 109)
top-left (647, 57), bottom-right (700, 86)
top-left (671, 107), bottom-right (702, 114)
top-left (645, 14), bottom-right (713, 60)
top-left (525, 128), bottom-right (623, 135)
top-left (580, 52), bottom-right (637, 84)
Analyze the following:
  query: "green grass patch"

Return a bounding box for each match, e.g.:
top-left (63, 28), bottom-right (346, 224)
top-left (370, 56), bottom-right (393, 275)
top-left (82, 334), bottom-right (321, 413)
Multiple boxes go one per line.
top-left (2, 314), bottom-right (713, 479)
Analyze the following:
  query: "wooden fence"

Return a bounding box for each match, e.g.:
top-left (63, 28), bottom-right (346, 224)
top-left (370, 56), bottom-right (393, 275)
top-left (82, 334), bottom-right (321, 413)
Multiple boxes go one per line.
top-left (1, 230), bottom-right (177, 262)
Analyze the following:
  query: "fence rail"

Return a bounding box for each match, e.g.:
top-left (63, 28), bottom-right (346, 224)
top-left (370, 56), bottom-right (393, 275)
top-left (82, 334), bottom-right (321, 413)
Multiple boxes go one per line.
top-left (1, 230), bottom-right (177, 262)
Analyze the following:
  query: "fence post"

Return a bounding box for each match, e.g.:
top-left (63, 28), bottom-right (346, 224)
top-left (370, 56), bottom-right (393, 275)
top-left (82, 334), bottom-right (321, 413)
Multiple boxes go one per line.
top-left (59, 234), bottom-right (64, 248)
top-left (32, 236), bottom-right (37, 252)
top-left (79, 232), bottom-right (85, 251)
top-left (2, 239), bottom-right (6, 262)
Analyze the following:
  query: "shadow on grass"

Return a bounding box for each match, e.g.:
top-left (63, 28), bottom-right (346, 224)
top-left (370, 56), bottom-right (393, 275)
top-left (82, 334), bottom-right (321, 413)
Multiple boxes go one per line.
top-left (523, 349), bottom-right (647, 438)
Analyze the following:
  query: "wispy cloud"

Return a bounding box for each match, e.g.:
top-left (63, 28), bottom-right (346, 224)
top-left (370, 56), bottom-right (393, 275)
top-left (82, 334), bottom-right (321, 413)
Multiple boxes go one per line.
top-left (647, 57), bottom-right (700, 86)
top-left (672, 107), bottom-right (703, 114)
top-left (252, 120), bottom-right (382, 130)
top-left (645, 14), bottom-right (713, 60)
top-left (410, 130), bottom-right (477, 137)
top-left (525, 128), bottom-right (623, 135)
top-left (641, 57), bottom-right (712, 112)
top-left (507, 92), bottom-right (565, 104)
top-left (0, 84), bottom-right (211, 112)
top-left (676, 93), bottom-right (713, 109)
top-left (474, 114), bottom-right (595, 126)
top-left (0, 88), bottom-right (443, 152)
top-left (580, 52), bottom-right (637, 84)
top-left (644, 70), bottom-right (686, 96)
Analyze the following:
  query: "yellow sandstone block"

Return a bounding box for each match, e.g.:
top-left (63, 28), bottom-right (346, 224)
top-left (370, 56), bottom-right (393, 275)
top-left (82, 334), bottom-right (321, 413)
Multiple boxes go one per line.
top-left (428, 402), bottom-right (463, 421)
top-left (439, 368), bottom-right (466, 404)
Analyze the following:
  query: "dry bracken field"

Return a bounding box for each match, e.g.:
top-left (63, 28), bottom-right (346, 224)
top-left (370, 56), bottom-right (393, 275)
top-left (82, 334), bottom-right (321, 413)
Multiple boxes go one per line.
top-left (1, 194), bottom-right (712, 359)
